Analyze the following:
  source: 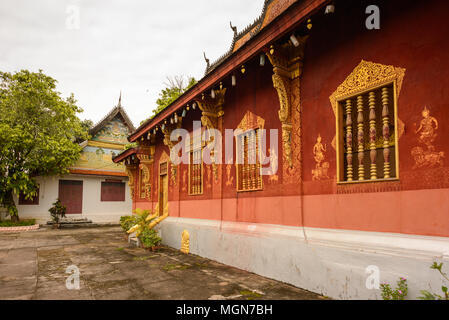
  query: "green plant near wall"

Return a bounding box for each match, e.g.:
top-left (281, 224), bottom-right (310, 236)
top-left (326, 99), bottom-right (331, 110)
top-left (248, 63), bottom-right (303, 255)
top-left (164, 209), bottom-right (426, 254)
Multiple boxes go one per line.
top-left (418, 262), bottom-right (449, 300)
top-left (120, 215), bottom-right (138, 233)
top-left (380, 277), bottom-right (408, 300)
top-left (49, 199), bottom-right (66, 224)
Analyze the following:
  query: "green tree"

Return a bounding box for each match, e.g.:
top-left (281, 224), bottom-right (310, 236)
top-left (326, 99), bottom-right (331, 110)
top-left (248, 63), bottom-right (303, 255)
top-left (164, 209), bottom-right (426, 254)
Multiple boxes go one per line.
top-left (0, 70), bottom-right (89, 221)
top-left (140, 75), bottom-right (197, 125)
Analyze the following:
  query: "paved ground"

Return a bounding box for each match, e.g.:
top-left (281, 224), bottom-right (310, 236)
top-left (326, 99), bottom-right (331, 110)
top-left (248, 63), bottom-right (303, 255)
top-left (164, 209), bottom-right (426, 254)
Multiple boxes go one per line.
top-left (0, 226), bottom-right (325, 300)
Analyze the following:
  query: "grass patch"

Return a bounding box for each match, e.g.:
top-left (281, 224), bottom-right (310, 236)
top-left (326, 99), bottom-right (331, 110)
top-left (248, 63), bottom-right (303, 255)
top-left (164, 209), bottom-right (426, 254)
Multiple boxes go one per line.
top-left (133, 256), bottom-right (150, 261)
top-left (163, 263), bottom-right (191, 271)
top-left (116, 247), bottom-right (124, 251)
top-left (0, 219), bottom-right (36, 227)
top-left (240, 290), bottom-right (263, 300)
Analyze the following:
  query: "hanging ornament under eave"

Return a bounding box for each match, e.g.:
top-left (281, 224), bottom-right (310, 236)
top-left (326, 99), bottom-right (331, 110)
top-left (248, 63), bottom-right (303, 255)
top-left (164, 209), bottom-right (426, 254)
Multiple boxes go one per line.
top-left (220, 82), bottom-right (223, 90)
top-left (211, 89), bottom-right (215, 99)
top-left (153, 129), bottom-right (156, 135)
top-left (174, 113), bottom-right (178, 123)
top-left (307, 19), bottom-right (312, 30)
top-left (269, 45), bottom-right (274, 55)
top-left (182, 109), bottom-right (187, 117)
top-left (192, 102), bottom-right (196, 110)
top-left (259, 53), bottom-right (265, 66)
top-left (170, 117), bottom-right (174, 124)
top-left (161, 123), bottom-right (165, 130)
top-left (241, 65), bottom-right (246, 74)
top-left (231, 75), bottom-right (236, 86)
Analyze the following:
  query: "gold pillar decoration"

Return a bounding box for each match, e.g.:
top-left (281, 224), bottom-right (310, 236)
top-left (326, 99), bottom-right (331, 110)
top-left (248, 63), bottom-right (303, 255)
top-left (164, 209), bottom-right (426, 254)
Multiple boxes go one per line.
top-left (162, 119), bottom-right (182, 186)
top-left (266, 36), bottom-right (308, 183)
top-left (368, 91), bottom-right (377, 180)
top-left (125, 164), bottom-right (137, 199)
top-left (194, 88), bottom-right (226, 182)
top-left (137, 146), bottom-right (155, 201)
top-left (382, 87), bottom-right (391, 178)
top-left (357, 95), bottom-right (365, 181)
top-left (180, 230), bottom-right (190, 254)
top-left (345, 99), bottom-right (353, 181)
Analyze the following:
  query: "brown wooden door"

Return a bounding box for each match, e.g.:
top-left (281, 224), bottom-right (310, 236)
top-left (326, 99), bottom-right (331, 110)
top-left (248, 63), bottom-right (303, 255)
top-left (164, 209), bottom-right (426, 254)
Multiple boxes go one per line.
top-left (58, 180), bottom-right (83, 214)
top-left (159, 174), bottom-right (168, 216)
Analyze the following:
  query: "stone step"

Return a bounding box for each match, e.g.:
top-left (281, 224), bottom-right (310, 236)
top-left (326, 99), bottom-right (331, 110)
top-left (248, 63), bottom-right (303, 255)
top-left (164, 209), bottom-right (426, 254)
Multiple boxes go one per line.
top-left (128, 236), bottom-right (141, 248)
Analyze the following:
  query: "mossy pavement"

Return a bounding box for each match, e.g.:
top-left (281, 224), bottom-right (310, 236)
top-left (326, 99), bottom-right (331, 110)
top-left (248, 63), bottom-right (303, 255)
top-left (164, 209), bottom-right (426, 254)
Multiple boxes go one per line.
top-left (0, 226), bottom-right (326, 300)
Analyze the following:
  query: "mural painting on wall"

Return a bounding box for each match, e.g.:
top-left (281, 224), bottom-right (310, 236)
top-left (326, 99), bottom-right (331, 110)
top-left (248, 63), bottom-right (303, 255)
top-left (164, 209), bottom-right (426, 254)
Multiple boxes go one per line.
top-left (312, 134), bottom-right (330, 181)
top-left (92, 118), bottom-right (130, 144)
top-left (75, 146), bottom-right (124, 172)
top-left (170, 165), bottom-right (178, 186)
top-left (411, 106), bottom-right (444, 169)
top-left (268, 148), bottom-right (279, 184)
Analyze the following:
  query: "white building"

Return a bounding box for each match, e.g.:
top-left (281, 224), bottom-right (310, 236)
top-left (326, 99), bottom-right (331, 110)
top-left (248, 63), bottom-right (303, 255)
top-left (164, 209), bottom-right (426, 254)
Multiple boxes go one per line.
top-left (16, 98), bottom-right (135, 224)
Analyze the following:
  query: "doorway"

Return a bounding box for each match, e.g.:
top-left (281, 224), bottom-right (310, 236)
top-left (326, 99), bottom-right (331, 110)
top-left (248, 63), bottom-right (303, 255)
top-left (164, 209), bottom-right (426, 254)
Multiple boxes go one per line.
top-left (158, 162), bottom-right (168, 216)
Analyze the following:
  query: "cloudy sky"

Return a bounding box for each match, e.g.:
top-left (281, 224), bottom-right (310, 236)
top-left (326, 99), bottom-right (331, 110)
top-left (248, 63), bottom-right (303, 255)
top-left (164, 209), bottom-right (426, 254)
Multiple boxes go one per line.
top-left (0, 0), bottom-right (263, 127)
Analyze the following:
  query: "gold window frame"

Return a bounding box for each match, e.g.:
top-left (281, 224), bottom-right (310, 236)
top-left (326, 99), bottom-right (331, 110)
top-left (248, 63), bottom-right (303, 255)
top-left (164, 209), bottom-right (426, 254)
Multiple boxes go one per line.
top-left (235, 128), bottom-right (264, 193)
top-left (335, 80), bottom-right (400, 184)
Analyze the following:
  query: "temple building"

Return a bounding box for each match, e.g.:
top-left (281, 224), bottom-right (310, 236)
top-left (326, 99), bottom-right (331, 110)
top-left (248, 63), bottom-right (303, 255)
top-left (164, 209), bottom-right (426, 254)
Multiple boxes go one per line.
top-left (113, 0), bottom-right (449, 299)
top-left (17, 96), bottom-right (135, 224)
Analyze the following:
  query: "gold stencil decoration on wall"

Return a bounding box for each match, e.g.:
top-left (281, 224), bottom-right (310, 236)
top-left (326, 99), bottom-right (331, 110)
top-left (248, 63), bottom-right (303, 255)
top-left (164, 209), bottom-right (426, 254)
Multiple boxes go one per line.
top-left (329, 60), bottom-right (406, 149)
top-left (411, 106), bottom-right (444, 169)
top-left (312, 134), bottom-right (330, 180)
top-left (225, 164), bottom-right (234, 186)
top-left (182, 170), bottom-right (187, 192)
top-left (268, 148), bottom-right (279, 184)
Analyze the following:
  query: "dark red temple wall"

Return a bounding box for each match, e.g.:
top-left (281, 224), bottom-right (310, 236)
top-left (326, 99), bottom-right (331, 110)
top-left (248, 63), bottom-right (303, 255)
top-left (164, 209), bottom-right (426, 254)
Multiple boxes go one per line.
top-left (221, 57), bottom-right (290, 199)
top-left (299, 0), bottom-right (449, 236)
top-left (301, 0), bottom-right (449, 192)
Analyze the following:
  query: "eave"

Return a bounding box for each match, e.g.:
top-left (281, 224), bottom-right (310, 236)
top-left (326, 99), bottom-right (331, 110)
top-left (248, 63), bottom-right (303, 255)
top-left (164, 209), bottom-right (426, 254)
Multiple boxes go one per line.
top-left (129, 0), bottom-right (329, 142)
top-left (112, 147), bottom-right (138, 163)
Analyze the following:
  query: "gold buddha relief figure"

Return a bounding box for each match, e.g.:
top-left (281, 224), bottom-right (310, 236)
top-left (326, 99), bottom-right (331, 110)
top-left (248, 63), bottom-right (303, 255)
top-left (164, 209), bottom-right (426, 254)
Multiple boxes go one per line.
top-left (411, 106), bottom-right (444, 169)
top-left (312, 134), bottom-right (330, 180)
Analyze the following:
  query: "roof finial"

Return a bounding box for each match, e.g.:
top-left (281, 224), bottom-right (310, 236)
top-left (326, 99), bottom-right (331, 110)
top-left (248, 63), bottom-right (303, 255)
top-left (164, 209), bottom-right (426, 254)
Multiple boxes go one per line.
top-left (230, 21), bottom-right (237, 36)
top-left (203, 52), bottom-right (210, 70)
top-left (118, 90), bottom-right (122, 107)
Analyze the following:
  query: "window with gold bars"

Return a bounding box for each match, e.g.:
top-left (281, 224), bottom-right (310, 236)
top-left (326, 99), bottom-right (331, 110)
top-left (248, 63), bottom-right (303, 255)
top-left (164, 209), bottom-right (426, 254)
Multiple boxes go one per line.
top-left (236, 129), bottom-right (263, 192)
top-left (338, 83), bottom-right (398, 182)
top-left (188, 147), bottom-right (203, 195)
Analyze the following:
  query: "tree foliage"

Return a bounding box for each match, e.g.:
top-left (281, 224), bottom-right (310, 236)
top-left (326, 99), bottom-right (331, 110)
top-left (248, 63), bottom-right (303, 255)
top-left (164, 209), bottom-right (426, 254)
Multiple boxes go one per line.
top-left (140, 75), bottom-right (197, 125)
top-left (0, 70), bottom-right (89, 221)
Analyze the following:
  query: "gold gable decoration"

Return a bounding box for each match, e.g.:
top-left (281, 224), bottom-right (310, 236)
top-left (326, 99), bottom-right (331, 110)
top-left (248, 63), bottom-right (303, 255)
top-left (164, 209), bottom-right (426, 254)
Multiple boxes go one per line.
top-left (236, 110), bottom-right (265, 132)
top-left (329, 60), bottom-right (406, 150)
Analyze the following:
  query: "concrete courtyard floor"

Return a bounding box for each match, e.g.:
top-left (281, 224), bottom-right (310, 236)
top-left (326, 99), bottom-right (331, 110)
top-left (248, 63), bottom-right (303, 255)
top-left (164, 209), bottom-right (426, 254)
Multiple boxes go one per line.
top-left (0, 226), bottom-right (325, 300)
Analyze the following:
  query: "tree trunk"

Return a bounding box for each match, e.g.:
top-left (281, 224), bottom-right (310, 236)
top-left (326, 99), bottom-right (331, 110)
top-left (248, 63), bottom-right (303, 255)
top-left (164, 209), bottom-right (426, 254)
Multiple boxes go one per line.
top-left (4, 190), bottom-right (19, 222)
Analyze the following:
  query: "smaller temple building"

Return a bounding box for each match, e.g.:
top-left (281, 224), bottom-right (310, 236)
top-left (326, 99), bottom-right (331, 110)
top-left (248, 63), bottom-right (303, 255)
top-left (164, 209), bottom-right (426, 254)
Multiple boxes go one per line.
top-left (16, 96), bottom-right (135, 223)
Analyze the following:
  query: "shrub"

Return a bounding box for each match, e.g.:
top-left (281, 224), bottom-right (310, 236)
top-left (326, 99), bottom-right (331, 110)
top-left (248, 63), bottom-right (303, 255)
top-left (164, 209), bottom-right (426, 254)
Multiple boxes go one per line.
top-left (120, 215), bottom-right (138, 232)
top-left (49, 199), bottom-right (66, 224)
top-left (380, 277), bottom-right (408, 300)
top-left (418, 262), bottom-right (449, 300)
top-left (139, 227), bottom-right (162, 249)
